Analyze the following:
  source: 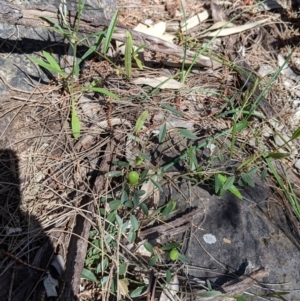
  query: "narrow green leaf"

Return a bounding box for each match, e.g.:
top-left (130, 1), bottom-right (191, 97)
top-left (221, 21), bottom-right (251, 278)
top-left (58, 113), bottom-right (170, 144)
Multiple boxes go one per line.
top-left (247, 167), bottom-right (258, 176)
top-left (39, 16), bottom-right (64, 33)
top-left (135, 57), bottom-right (143, 69)
top-left (119, 262), bottom-right (127, 276)
top-left (266, 152), bottom-right (290, 159)
top-left (112, 160), bottom-right (129, 167)
top-left (125, 31), bottom-right (133, 77)
top-left (42, 51), bottom-right (62, 71)
top-left (97, 258), bottom-right (108, 273)
top-left (109, 199), bottom-right (121, 211)
top-left (81, 268), bottom-right (98, 283)
top-left (237, 154), bottom-right (261, 171)
top-left (217, 174), bottom-right (227, 185)
top-left (223, 176), bottom-right (235, 191)
top-left (103, 9), bottom-right (119, 53)
top-left (217, 174), bottom-right (242, 199)
top-left (27, 55), bottom-right (68, 78)
top-left (148, 255), bottom-right (158, 267)
top-left (138, 152), bottom-right (151, 161)
top-left (130, 214), bottom-right (139, 230)
top-left (261, 167), bottom-right (267, 181)
top-left (71, 99), bottom-right (80, 138)
top-left (143, 241), bottom-right (154, 253)
top-left (187, 147), bottom-right (198, 171)
top-left (241, 174), bottom-right (255, 187)
top-left (292, 127), bottom-right (300, 140)
top-left (206, 279), bottom-right (212, 291)
top-left (178, 253), bottom-right (189, 263)
top-left (128, 230), bottom-right (136, 243)
top-left (134, 110), bottom-right (148, 134)
top-left (116, 214), bottom-right (122, 226)
top-left (150, 177), bottom-right (163, 191)
top-left (161, 201), bottom-right (176, 217)
top-left (236, 297), bottom-right (248, 301)
top-left (160, 103), bottom-right (184, 117)
top-left (159, 122), bottom-right (167, 143)
top-left (133, 195), bottom-right (139, 208)
top-left (121, 191), bottom-right (128, 204)
top-left (124, 201), bottom-right (133, 208)
top-left (121, 221), bottom-right (129, 233)
top-left (140, 203), bottom-right (148, 215)
top-left (135, 190), bottom-right (146, 196)
top-left (228, 185), bottom-right (243, 200)
top-left (214, 174), bottom-right (221, 194)
top-left (130, 285), bottom-right (148, 298)
top-left (166, 270), bottom-right (172, 284)
top-left (235, 121), bottom-right (248, 132)
top-left (178, 128), bottom-right (198, 140)
top-left (77, 0), bottom-right (86, 21)
top-left (85, 86), bottom-right (120, 100)
top-left (161, 243), bottom-right (181, 251)
top-left (75, 31), bottom-right (106, 70)
top-left (197, 291), bottom-right (222, 297)
top-left (105, 170), bottom-right (123, 177)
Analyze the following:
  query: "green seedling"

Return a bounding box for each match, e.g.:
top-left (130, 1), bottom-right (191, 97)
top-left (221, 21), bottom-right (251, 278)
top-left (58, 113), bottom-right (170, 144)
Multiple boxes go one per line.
top-left (215, 174), bottom-right (243, 200)
top-left (125, 31), bottom-right (145, 77)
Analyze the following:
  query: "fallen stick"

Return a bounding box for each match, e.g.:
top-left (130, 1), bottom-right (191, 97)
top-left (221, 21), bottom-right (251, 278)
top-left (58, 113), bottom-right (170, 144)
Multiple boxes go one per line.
top-left (139, 207), bottom-right (204, 239)
top-left (191, 268), bottom-right (269, 301)
top-left (0, 0), bottom-right (219, 69)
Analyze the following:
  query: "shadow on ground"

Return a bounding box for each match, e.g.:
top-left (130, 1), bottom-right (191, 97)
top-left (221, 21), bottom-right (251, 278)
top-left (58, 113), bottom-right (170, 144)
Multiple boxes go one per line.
top-left (0, 149), bottom-right (65, 301)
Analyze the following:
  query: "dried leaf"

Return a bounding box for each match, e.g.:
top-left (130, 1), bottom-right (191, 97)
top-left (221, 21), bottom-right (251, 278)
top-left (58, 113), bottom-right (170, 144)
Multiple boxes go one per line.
top-left (199, 19), bottom-right (269, 38)
top-left (134, 21), bottom-right (175, 42)
top-left (133, 77), bottom-right (186, 89)
top-left (182, 10), bottom-right (210, 31)
top-left (118, 278), bottom-right (129, 296)
top-left (159, 273), bottom-right (179, 301)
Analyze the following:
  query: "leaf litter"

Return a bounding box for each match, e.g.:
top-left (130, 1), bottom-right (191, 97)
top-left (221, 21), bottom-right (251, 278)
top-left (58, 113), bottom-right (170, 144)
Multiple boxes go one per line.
top-left (1, 0), bottom-right (300, 300)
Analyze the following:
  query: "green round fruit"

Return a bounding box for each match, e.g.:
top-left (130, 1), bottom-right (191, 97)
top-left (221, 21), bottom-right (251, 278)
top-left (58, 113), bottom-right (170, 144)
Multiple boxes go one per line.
top-left (135, 156), bottom-right (144, 166)
top-left (128, 171), bottom-right (140, 185)
top-left (169, 249), bottom-right (179, 261)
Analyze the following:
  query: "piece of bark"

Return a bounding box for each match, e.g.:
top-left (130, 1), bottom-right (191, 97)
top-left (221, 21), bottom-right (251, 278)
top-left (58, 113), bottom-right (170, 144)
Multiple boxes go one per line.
top-left (0, 1), bottom-right (219, 69)
top-left (139, 207), bottom-right (204, 239)
top-left (191, 268), bottom-right (269, 301)
top-left (59, 142), bottom-right (112, 300)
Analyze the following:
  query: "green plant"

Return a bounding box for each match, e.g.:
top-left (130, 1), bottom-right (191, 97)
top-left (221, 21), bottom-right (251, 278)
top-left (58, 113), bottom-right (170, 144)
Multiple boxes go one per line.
top-left (27, 1), bottom-right (120, 138)
top-left (215, 174), bottom-right (243, 199)
top-left (124, 31), bottom-right (145, 77)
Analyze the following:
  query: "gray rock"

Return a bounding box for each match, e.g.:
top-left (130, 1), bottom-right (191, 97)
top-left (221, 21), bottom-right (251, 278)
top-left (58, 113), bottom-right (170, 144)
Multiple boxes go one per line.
top-left (0, 0), bottom-right (116, 94)
top-left (160, 178), bottom-right (300, 300)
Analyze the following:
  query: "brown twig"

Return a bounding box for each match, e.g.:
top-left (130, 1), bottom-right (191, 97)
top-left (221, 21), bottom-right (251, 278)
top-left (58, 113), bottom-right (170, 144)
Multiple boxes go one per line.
top-left (139, 207), bottom-right (204, 239)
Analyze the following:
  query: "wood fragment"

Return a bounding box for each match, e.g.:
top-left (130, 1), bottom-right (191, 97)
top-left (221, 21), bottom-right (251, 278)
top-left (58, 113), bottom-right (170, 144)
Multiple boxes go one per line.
top-left (191, 268), bottom-right (269, 301)
top-left (0, 1), bottom-right (219, 69)
top-left (139, 207), bottom-right (204, 239)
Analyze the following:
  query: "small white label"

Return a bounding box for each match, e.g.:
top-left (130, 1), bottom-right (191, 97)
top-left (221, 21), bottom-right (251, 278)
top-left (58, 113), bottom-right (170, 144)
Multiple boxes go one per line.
top-left (203, 234), bottom-right (217, 244)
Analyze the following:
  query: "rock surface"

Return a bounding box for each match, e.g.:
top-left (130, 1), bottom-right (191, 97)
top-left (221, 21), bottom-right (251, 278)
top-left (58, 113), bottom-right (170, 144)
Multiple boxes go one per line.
top-left (0, 0), bottom-right (117, 95)
top-left (160, 177), bottom-right (300, 300)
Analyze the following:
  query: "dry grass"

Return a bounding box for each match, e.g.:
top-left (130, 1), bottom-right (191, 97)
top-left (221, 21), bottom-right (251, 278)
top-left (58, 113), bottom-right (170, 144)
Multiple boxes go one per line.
top-left (0, 0), bottom-right (300, 300)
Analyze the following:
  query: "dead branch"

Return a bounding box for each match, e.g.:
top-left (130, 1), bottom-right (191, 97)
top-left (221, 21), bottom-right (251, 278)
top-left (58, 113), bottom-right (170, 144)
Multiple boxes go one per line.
top-left (191, 268), bottom-right (269, 301)
top-left (139, 207), bottom-right (204, 239)
top-left (0, 0), bottom-right (219, 69)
